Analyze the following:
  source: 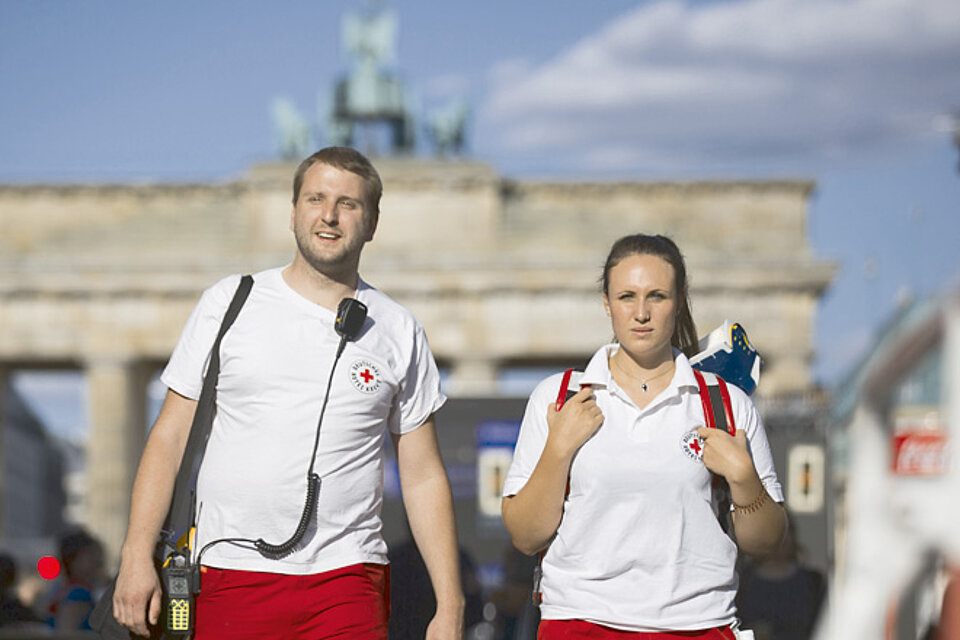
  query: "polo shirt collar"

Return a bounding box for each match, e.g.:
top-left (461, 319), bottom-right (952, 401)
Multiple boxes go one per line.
top-left (673, 349), bottom-right (699, 391)
top-left (578, 344), bottom-right (616, 388)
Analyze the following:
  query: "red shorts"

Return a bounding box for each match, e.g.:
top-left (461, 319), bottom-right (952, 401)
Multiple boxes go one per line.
top-left (195, 563), bottom-right (390, 640)
top-left (538, 620), bottom-right (736, 639)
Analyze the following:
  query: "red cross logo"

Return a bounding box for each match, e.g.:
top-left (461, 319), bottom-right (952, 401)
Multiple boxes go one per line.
top-left (350, 359), bottom-right (383, 394)
top-left (680, 431), bottom-right (705, 462)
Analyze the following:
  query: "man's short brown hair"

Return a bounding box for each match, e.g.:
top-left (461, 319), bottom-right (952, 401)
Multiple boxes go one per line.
top-left (291, 147), bottom-right (383, 213)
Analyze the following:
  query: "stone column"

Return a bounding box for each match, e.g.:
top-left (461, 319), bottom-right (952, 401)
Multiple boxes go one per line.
top-left (85, 359), bottom-right (149, 565)
top-left (447, 357), bottom-right (499, 397)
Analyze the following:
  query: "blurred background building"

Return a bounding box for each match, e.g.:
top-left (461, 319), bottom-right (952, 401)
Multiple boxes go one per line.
top-left (0, 385), bottom-right (65, 540)
top-left (823, 288), bottom-right (960, 639)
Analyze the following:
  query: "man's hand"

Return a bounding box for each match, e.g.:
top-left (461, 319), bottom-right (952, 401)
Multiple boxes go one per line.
top-left (113, 389), bottom-right (198, 636)
top-left (425, 600), bottom-right (465, 640)
top-left (394, 417), bottom-right (465, 640)
top-left (544, 387), bottom-right (604, 459)
top-left (113, 556), bottom-right (162, 638)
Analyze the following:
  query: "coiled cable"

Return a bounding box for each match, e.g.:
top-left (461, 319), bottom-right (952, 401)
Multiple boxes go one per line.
top-left (198, 332), bottom-right (348, 561)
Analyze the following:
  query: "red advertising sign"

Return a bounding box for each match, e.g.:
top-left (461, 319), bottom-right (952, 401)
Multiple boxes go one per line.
top-left (891, 430), bottom-right (948, 476)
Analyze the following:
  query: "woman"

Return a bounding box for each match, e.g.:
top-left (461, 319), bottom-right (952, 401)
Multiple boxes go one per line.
top-left (501, 234), bottom-right (786, 639)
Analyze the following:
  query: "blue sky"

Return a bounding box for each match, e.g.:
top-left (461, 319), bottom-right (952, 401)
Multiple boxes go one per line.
top-left (3, 0), bottom-right (959, 439)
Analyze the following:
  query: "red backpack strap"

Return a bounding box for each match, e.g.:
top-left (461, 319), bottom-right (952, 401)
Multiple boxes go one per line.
top-left (534, 369), bottom-right (583, 604)
top-left (694, 369), bottom-right (736, 533)
top-left (555, 370), bottom-right (580, 501)
top-left (693, 369), bottom-right (716, 430)
top-left (693, 369), bottom-right (735, 435)
top-left (534, 550), bottom-right (545, 604)
top-left (555, 368), bottom-right (578, 410)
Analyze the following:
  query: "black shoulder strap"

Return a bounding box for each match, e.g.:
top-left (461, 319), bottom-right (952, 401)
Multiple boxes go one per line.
top-left (163, 275), bottom-right (254, 549)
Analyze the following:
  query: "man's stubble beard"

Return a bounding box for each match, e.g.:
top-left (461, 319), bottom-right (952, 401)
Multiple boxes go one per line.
top-left (294, 227), bottom-right (362, 278)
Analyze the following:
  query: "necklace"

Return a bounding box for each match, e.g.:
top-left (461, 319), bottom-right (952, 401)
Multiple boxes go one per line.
top-left (613, 356), bottom-right (675, 392)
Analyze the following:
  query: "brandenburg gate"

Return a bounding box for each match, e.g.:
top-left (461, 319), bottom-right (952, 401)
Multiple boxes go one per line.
top-left (0, 157), bottom-right (835, 559)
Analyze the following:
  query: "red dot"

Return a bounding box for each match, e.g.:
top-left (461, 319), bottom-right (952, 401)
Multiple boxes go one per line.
top-left (37, 556), bottom-right (61, 580)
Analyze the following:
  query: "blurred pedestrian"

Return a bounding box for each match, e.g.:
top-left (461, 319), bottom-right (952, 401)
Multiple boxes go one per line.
top-left (0, 553), bottom-right (42, 628)
top-left (48, 528), bottom-right (106, 631)
top-left (736, 519), bottom-right (825, 640)
top-left (489, 544), bottom-right (538, 640)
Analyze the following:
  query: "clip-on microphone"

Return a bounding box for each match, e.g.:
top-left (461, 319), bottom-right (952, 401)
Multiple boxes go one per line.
top-left (335, 297), bottom-right (368, 354)
top-left (254, 297), bottom-right (367, 557)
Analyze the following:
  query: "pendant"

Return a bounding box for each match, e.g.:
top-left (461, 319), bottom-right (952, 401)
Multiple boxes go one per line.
top-left (641, 383), bottom-right (648, 392)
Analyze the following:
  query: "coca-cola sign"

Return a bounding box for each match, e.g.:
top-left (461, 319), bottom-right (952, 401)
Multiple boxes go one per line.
top-left (891, 430), bottom-right (948, 476)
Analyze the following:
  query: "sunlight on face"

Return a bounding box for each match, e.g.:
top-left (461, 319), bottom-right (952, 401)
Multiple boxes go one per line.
top-left (603, 253), bottom-right (678, 364)
top-left (289, 163), bottom-right (376, 277)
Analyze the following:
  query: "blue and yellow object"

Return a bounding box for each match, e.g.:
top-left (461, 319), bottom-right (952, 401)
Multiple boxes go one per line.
top-left (689, 320), bottom-right (761, 395)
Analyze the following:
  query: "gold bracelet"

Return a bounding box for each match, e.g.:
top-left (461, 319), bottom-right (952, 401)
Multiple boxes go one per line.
top-left (732, 487), bottom-right (768, 516)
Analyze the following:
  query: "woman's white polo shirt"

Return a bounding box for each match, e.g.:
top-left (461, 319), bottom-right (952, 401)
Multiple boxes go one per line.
top-left (502, 344), bottom-right (783, 632)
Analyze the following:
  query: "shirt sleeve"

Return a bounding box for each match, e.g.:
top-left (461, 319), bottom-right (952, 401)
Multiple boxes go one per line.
top-left (730, 385), bottom-right (784, 503)
top-left (501, 373), bottom-right (563, 498)
top-left (160, 274), bottom-right (242, 400)
top-left (389, 321), bottom-right (446, 434)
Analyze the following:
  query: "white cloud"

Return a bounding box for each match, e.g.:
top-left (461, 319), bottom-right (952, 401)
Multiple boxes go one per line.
top-left (477, 0), bottom-right (960, 175)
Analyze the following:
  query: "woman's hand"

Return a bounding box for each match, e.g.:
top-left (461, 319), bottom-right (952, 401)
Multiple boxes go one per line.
top-left (695, 426), bottom-right (755, 485)
top-left (502, 387), bottom-right (604, 555)
top-left (696, 426), bottom-right (786, 555)
top-left (545, 387), bottom-right (604, 460)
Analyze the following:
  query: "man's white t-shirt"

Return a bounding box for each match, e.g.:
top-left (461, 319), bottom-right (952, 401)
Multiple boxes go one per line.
top-left (161, 267), bottom-right (446, 575)
top-left (502, 345), bottom-right (783, 632)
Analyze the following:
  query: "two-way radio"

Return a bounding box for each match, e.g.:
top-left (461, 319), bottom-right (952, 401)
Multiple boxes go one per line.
top-left (160, 551), bottom-right (197, 636)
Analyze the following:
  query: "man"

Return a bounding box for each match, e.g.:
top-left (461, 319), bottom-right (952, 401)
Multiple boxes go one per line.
top-left (113, 147), bottom-right (464, 639)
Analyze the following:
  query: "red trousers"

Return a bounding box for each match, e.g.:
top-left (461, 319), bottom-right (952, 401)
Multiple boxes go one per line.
top-left (195, 563), bottom-right (389, 639)
top-left (538, 619), bottom-right (736, 639)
